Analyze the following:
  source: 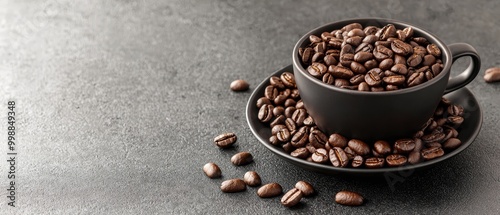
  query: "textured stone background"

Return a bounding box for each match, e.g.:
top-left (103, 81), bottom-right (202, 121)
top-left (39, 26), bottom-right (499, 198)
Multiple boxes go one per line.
top-left (1, 0), bottom-right (499, 214)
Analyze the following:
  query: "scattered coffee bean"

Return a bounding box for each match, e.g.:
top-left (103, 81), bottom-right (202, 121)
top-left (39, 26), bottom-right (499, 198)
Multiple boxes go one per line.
top-left (230, 79), bottom-right (249, 91)
top-left (421, 146), bottom-right (445, 160)
top-left (221, 179), bottom-right (246, 193)
top-left (281, 188), bottom-right (303, 207)
top-left (365, 157), bottom-right (385, 168)
top-left (295, 181), bottom-right (315, 196)
top-left (348, 139), bottom-right (370, 156)
top-left (203, 162), bottom-right (222, 178)
top-left (329, 147), bottom-right (349, 167)
top-left (257, 183), bottom-right (283, 198)
top-left (243, 171), bottom-right (262, 187)
top-left (352, 155), bottom-right (364, 168)
top-left (484, 67), bottom-right (500, 83)
top-left (386, 154), bottom-right (408, 167)
top-left (335, 191), bottom-right (364, 206)
top-left (231, 152), bottom-right (254, 166)
top-left (312, 148), bottom-right (329, 163)
top-left (214, 132), bottom-right (237, 148)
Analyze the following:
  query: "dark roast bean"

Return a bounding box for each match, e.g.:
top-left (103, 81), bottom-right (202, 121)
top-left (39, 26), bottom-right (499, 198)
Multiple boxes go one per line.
top-left (244, 171), bottom-right (262, 187)
top-left (284, 98), bottom-right (296, 108)
top-left (373, 45), bottom-right (394, 61)
top-left (443, 138), bottom-right (461, 150)
top-left (374, 140), bottom-right (391, 155)
top-left (422, 54), bottom-right (436, 66)
top-left (383, 75), bottom-right (406, 85)
top-left (285, 118), bottom-right (297, 133)
top-left (427, 44), bottom-right (441, 57)
top-left (335, 79), bottom-right (350, 88)
top-left (413, 46), bottom-right (427, 57)
top-left (447, 105), bottom-right (464, 116)
top-left (301, 47), bottom-right (313, 64)
top-left (328, 133), bottom-right (348, 148)
top-left (258, 104), bottom-right (274, 122)
top-left (394, 139), bottom-right (416, 153)
top-left (364, 26), bottom-right (379, 35)
top-left (341, 44), bottom-right (355, 55)
top-left (307, 62), bottom-right (327, 78)
top-left (295, 100), bottom-right (305, 109)
top-left (230, 79), bottom-right (250, 91)
top-left (358, 82), bottom-right (370, 91)
top-left (364, 59), bottom-right (378, 70)
top-left (363, 34), bottom-right (379, 43)
top-left (329, 147), bottom-right (349, 167)
top-left (379, 24), bottom-right (397, 40)
top-left (335, 191), bottom-right (364, 206)
top-left (324, 54), bottom-right (338, 66)
top-left (402, 27), bottom-right (414, 39)
top-left (407, 72), bottom-right (425, 87)
top-left (257, 183), bottom-right (283, 198)
top-left (422, 133), bottom-right (445, 143)
top-left (413, 138), bottom-right (424, 152)
top-left (322, 72), bottom-right (335, 85)
top-left (328, 38), bottom-right (343, 49)
top-left (431, 63), bottom-right (443, 76)
top-left (391, 39), bottom-right (413, 55)
top-left (321, 32), bottom-right (334, 41)
top-left (426, 142), bottom-right (442, 148)
top-left (371, 86), bottom-right (385, 92)
top-left (256, 97), bottom-right (271, 108)
top-left (290, 89), bottom-right (300, 99)
top-left (394, 54), bottom-right (407, 66)
top-left (264, 85), bottom-right (278, 100)
top-left (375, 40), bottom-right (391, 47)
top-left (309, 35), bottom-right (321, 43)
top-left (352, 155), bottom-right (364, 168)
top-left (365, 157), bottom-right (385, 168)
top-left (344, 147), bottom-right (357, 160)
top-left (408, 151), bottom-right (422, 164)
top-left (214, 132), bottom-right (237, 148)
top-left (270, 76), bottom-right (285, 89)
top-left (276, 127), bottom-right (291, 143)
top-left (269, 135), bottom-right (279, 145)
top-left (354, 51), bottom-right (373, 63)
top-left (346, 36), bottom-right (363, 47)
top-left (292, 108), bottom-right (307, 126)
top-left (291, 147), bottom-right (310, 159)
top-left (341, 85), bottom-right (358, 90)
top-left (291, 126), bottom-right (309, 147)
top-left (350, 62), bottom-right (367, 74)
top-left (386, 85), bottom-right (399, 91)
top-left (281, 188), bottom-right (303, 207)
top-left (421, 146), bottom-right (444, 160)
top-left (386, 154), bottom-right (407, 167)
top-left (270, 115), bottom-right (285, 127)
top-left (312, 148), bottom-right (329, 163)
top-left (340, 54), bottom-right (355, 67)
top-left (365, 68), bottom-right (383, 86)
top-left (314, 42), bottom-right (327, 54)
top-left (285, 107), bottom-right (296, 118)
top-left (350, 74), bottom-right (365, 85)
top-left (391, 64), bottom-right (408, 75)
top-left (303, 116), bottom-right (315, 126)
top-left (407, 54), bottom-right (423, 67)
top-left (329, 65), bottom-right (355, 79)
top-left (396, 30), bottom-right (407, 41)
top-left (425, 70), bottom-right (434, 81)
top-left (309, 129), bottom-right (328, 147)
top-left (221, 179), bottom-right (246, 193)
top-left (203, 162), bottom-right (222, 178)
top-left (348, 139), bottom-right (370, 156)
top-left (413, 37), bottom-right (429, 45)
top-left (280, 72), bottom-right (296, 88)
top-left (355, 42), bottom-right (374, 53)
top-left (282, 142), bottom-right (294, 153)
top-left (348, 28), bottom-right (365, 37)
top-left (379, 58), bottom-right (394, 70)
top-left (342, 23), bottom-right (363, 31)
top-left (231, 152), bottom-right (253, 166)
top-left (272, 106), bottom-right (285, 117)
top-left (295, 181), bottom-right (315, 196)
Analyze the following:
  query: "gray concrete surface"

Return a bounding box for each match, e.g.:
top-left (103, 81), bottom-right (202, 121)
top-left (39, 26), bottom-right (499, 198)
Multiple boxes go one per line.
top-left (1, 0), bottom-right (500, 214)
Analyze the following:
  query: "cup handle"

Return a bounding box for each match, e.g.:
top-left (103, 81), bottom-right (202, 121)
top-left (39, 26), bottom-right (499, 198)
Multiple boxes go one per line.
top-left (444, 43), bottom-right (481, 94)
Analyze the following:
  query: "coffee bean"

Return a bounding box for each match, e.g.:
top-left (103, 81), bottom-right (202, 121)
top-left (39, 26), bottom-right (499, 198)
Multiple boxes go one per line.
top-left (221, 179), bottom-right (246, 193)
top-left (447, 105), bottom-right (464, 116)
top-left (230, 79), bottom-right (249, 91)
top-left (350, 62), bottom-right (367, 74)
top-left (335, 79), bottom-right (351, 88)
top-left (295, 181), bottom-right (315, 196)
top-left (231, 152), bottom-right (254, 166)
top-left (214, 132), bottom-right (237, 148)
top-left (427, 44), bottom-right (441, 57)
top-left (258, 104), bottom-right (274, 122)
top-left (365, 157), bottom-right (385, 168)
top-left (364, 26), bottom-right (379, 35)
top-left (335, 191), bottom-right (364, 206)
top-left (309, 35), bottom-right (322, 44)
top-left (340, 53), bottom-right (355, 67)
top-left (314, 43), bottom-right (327, 55)
top-left (385, 85), bottom-right (399, 91)
top-left (307, 62), bottom-right (328, 78)
top-left (284, 107), bottom-right (296, 118)
top-left (407, 71), bottom-right (425, 87)
top-left (375, 40), bottom-right (391, 47)
top-left (364, 59), bottom-right (378, 70)
top-left (328, 133), bottom-right (348, 148)
top-left (274, 95), bottom-right (288, 106)
top-left (328, 38), bottom-right (343, 49)
top-left (373, 45), bottom-right (394, 61)
top-left (329, 147), bottom-right (349, 167)
top-left (379, 58), bottom-right (394, 70)
top-left (391, 39), bottom-right (413, 55)
top-left (422, 54), bottom-right (436, 66)
top-left (301, 47), bottom-right (313, 64)
top-left (292, 108), bottom-right (307, 127)
top-left (346, 36), bottom-right (363, 47)
top-left (383, 75), bottom-right (406, 85)
top-left (374, 140), bottom-right (391, 155)
top-left (276, 127), bottom-right (291, 142)
top-left (407, 54), bottom-right (423, 67)
top-left (281, 188), bottom-right (303, 207)
top-left (391, 64), bottom-right (408, 75)
top-left (270, 76), bottom-right (285, 89)
top-left (282, 142), bottom-right (294, 153)
top-left (484, 67), bottom-right (500, 82)
top-left (421, 146), bottom-right (444, 160)
top-left (264, 85), bottom-right (278, 100)
top-left (321, 32), bottom-right (334, 41)
top-left (422, 132), bottom-right (445, 143)
top-left (291, 147), bottom-right (310, 159)
top-left (386, 154), bottom-right (408, 166)
top-left (394, 139), bottom-right (416, 153)
top-left (257, 183), bottom-right (283, 198)
top-left (280, 72), bottom-right (296, 88)
top-left (354, 52), bottom-right (373, 63)
top-left (350, 74), bottom-right (365, 85)
top-left (413, 37), bottom-right (429, 46)
top-left (432, 63), bottom-right (443, 76)
top-left (347, 139), bottom-right (370, 156)
top-left (351, 155), bottom-right (364, 168)
top-left (408, 151), bottom-right (422, 164)
top-left (272, 107), bottom-right (285, 118)
top-left (322, 73), bottom-right (335, 84)
top-left (365, 68), bottom-right (383, 86)
top-left (256, 97), bottom-right (271, 108)
top-left (379, 24), bottom-right (397, 41)
top-left (443, 138), bottom-right (462, 150)
top-left (203, 162), bottom-right (222, 178)
top-left (243, 171), bottom-right (262, 187)
top-left (291, 126), bottom-right (309, 147)
top-left (269, 135), bottom-right (279, 145)
top-left (309, 129), bottom-right (327, 147)
top-left (312, 148), bottom-right (329, 163)
top-left (426, 142), bottom-right (442, 148)
top-left (284, 98), bottom-right (296, 108)
top-left (324, 54), bottom-right (338, 66)
top-left (355, 42), bottom-right (374, 53)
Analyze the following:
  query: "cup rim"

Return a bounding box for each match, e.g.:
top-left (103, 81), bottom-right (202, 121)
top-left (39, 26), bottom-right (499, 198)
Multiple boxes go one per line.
top-left (292, 17), bottom-right (453, 95)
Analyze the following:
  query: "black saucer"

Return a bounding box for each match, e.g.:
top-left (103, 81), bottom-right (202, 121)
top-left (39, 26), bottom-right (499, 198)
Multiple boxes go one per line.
top-left (246, 64), bottom-right (482, 176)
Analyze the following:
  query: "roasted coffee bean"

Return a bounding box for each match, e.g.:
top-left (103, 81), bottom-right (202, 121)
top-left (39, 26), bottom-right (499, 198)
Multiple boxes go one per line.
top-left (303, 116), bottom-right (315, 126)
top-left (358, 82), bottom-right (369, 91)
top-left (328, 133), bottom-right (348, 148)
top-left (344, 146), bottom-right (357, 160)
top-left (421, 146), bottom-right (444, 160)
top-left (350, 74), bottom-right (365, 85)
top-left (307, 62), bottom-right (327, 78)
top-left (324, 54), bottom-right (338, 66)
top-left (402, 27), bottom-right (414, 38)
top-left (295, 181), bottom-right (315, 196)
top-left (292, 108), bottom-right (307, 127)
top-left (448, 105), bottom-right (464, 116)
top-left (413, 37), bottom-right (429, 45)
top-left (364, 59), bottom-right (378, 70)
top-left (375, 40), bottom-right (391, 47)
top-left (432, 63), bottom-right (443, 76)
top-left (348, 28), bottom-right (366, 37)
top-left (264, 85), bottom-right (278, 100)
top-left (426, 142), bottom-right (442, 148)
top-left (295, 100), bottom-right (305, 109)
top-left (427, 44), bottom-right (441, 57)
top-left (394, 54), bottom-right (407, 66)
top-left (290, 89), bottom-right (300, 99)
top-left (365, 157), bottom-right (385, 168)
top-left (282, 142), bottom-right (294, 153)
top-left (328, 38), bottom-right (343, 49)
top-left (354, 51), bottom-right (373, 63)
top-left (413, 138), bottom-right (424, 152)
top-left (386, 154), bottom-right (407, 167)
top-left (291, 147), bottom-right (310, 159)
top-left (371, 86), bottom-right (385, 92)
top-left (256, 97), bottom-right (271, 108)
top-left (349, 61), bottom-right (366, 74)
top-left (346, 36), bottom-right (363, 47)
top-left (284, 98), bottom-right (296, 108)
top-left (281, 188), bottom-right (303, 207)
top-left (407, 72), bottom-right (425, 87)
top-left (391, 64), bottom-right (408, 75)
top-left (309, 129), bottom-right (328, 147)
top-left (379, 58), bottom-right (394, 70)
top-left (373, 45), bottom-right (394, 61)
top-left (422, 132), bottom-right (445, 143)
top-left (335, 191), bottom-right (364, 206)
top-left (321, 32), bottom-right (334, 41)
top-left (258, 183), bottom-right (283, 198)
top-left (309, 35), bottom-right (322, 43)
top-left (258, 104), bottom-right (274, 122)
top-left (270, 76), bottom-right (285, 89)
top-left (329, 147), bottom-right (349, 167)
top-left (383, 75), bottom-right (406, 85)
top-left (291, 126), bottom-right (309, 147)
top-left (285, 118), bottom-right (297, 133)
top-left (391, 39), bottom-right (413, 55)
top-left (341, 44), bottom-right (355, 55)
top-left (355, 42), bottom-right (374, 53)
top-left (374, 140), bottom-right (391, 155)
top-left (276, 127), bottom-right (291, 142)
top-left (305, 143), bottom-right (316, 154)
top-left (348, 139), bottom-right (370, 156)
top-left (221, 179), bottom-right (246, 193)
top-left (396, 30), bottom-right (407, 41)
top-left (444, 125), bottom-right (459, 138)
top-left (301, 47), bottom-right (313, 64)
top-left (425, 70), bottom-right (434, 81)
top-left (269, 135), bottom-right (279, 145)
top-left (230, 79), bottom-right (249, 91)
top-left (341, 85), bottom-right (358, 90)
top-left (484, 67), bottom-right (500, 82)
top-left (386, 85), bottom-right (398, 91)
top-left (314, 42), bottom-right (327, 54)
top-left (342, 23), bottom-right (363, 31)
top-left (284, 107), bottom-right (296, 118)
top-left (340, 54), bottom-right (355, 67)
top-left (407, 54), bottom-right (423, 67)
top-left (352, 155), bottom-right (364, 168)
top-left (244, 171), bottom-right (262, 187)
top-left (270, 115), bottom-right (285, 127)
top-left (364, 26), bottom-right (379, 35)
top-left (335, 78), bottom-right (350, 88)
top-left (413, 45), bottom-right (427, 57)
top-left (422, 54), bottom-right (436, 66)
top-left (280, 72), bottom-right (296, 87)
top-left (214, 132), bottom-right (237, 148)
top-left (272, 107), bottom-right (285, 118)
top-left (408, 151), bottom-right (422, 164)
top-left (413, 130), bottom-right (424, 138)
top-left (365, 68), bottom-right (383, 86)
top-left (443, 138), bottom-right (461, 150)
top-left (394, 139), bottom-right (416, 153)
top-left (231, 152), bottom-right (253, 166)
top-left (203, 162), bottom-right (222, 178)
top-left (312, 148), bottom-right (329, 163)
top-left (379, 24), bottom-right (397, 40)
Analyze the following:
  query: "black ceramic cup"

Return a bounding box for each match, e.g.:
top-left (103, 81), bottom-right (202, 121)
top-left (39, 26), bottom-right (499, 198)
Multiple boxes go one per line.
top-left (292, 18), bottom-right (480, 141)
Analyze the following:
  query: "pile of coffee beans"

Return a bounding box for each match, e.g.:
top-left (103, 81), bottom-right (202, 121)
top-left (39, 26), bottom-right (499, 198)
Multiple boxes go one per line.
top-left (256, 70), bottom-right (465, 169)
top-left (299, 23), bottom-right (444, 91)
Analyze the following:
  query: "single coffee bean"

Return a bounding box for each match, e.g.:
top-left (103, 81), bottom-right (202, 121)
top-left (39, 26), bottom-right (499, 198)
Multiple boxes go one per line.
top-left (321, 32), bottom-right (334, 41)
top-left (347, 139), bottom-right (370, 156)
top-left (301, 47), bottom-right (313, 64)
top-left (383, 75), bottom-right (406, 85)
top-left (282, 142), bottom-right (294, 153)
top-left (373, 45), bottom-right (394, 61)
top-left (408, 151), bottom-right (422, 164)
top-left (230, 79), bottom-right (249, 91)
top-left (314, 42), bottom-right (326, 54)
top-left (280, 72), bottom-right (296, 88)
top-left (346, 36), bottom-right (363, 47)
top-left (272, 107), bottom-right (285, 118)
top-left (422, 132), bottom-right (445, 143)
top-left (443, 138), bottom-right (462, 150)
top-left (364, 26), bottom-right (379, 35)
top-left (324, 54), bottom-right (338, 66)
top-left (335, 191), bottom-right (364, 206)
top-left (309, 129), bottom-right (328, 148)
top-left (394, 54), bottom-right (407, 66)
top-left (257, 183), bottom-right (283, 198)
top-left (295, 181), bottom-right (315, 196)
top-left (328, 133), bottom-right (348, 148)
top-left (447, 105), bottom-right (464, 116)
top-left (256, 97), bottom-right (271, 108)
top-left (214, 132), bottom-right (237, 148)
top-left (413, 37), bottom-right (429, 45)
top-left (203, 162), bottom-right (222, 178)
top-left (274, 95), bottom-right (287, 106)
top-left (349, 74), bottom-right (365, 85)
top-left (365, 157), bottom-right (385, 168)
top-left (271, 124), bottom-right (286, 135)
top-left (243, 171), bottom-right (262, 187)
top-left (391, 39), bottom-right (413, 55)
top-left (432, 63), bottom-right (443, 76)
top-left (375, 40), bottom-right (391, 47)
top-left (352, 155), bottom-right (364, 168)
top-left (309, 35), bottom-right (321, 43)
top-left (343, 146), bottom-right (357, 159)
top-left (291, 147), bottom-right (310, 159)
top-left (258, 104), bottom-right (274, 122)
top-left (402, 27), bottom-right (414, 39)
top-left (374, 140), bottom-right (391, 155)
top-left (285, 118), bottom-right (297, 133)
top-left (379, 58), bottom-right (394, 70)
top-left (355, 42), bottom-right (374, 53)
top-left (422, 54), bottom-right (436, 66)
top-left (264, 85), bottom-right (278, 100)
top-left (386, 154), bottom-right (408, 167)
top-left (426, 44), bottom-right (441, 57)
top-left (221, 179), bottom-right (246, 193)
top-left (291, 127), bottom-right (309, 148)
top-left (348, 28), bottom-right (366, 37)
top-left (358, 82), bottom-right (370, 91)
top-left (385, 84), bottom-right (398, 91)
top-left (379, 24), bottom-right (397, 40)
top-left (407, 54), bottom-right (423, 67)
top-left (291, 108), bottom-right (307, 127)
top-left (312, 148), bottom-right (329, 163)
top-left (407, 71), bottom-right (425, 87)
top-left (365, 68), bottom-right (383, 86)
top-left (322, 73), bottom-right (335, 84)
top-left (281, 188), bottom-right (303, 207)
top-left (307, 62), bottom-right (327, 78)
top-left (394, 139), bottom-right (416, 153)
top-left (284, 98), bottom-right (296, 108)
top-left (421, 146), bottom-right (444, 160)
top-left (269, 135), bottom-right (279, 145)
top-left (353, 51), bottom-right (373, 63)
top-left (484, 67), bottom-right (500, 82)
top-left (350, 61), bottom-right (367, 74)
top-left (284, 107), bottom-right (296, 118)
top-left (329, 147), bottom-right (349, 167)
top-left (391, 64), bottom-right (408, 75)
top-left (364, 59), bottom-right (378, 70)
top-left (231, 152), bottom-right (254, 166)
top-left (328, 38), bottom-right (343, 49)
top-left (276, 127), bottom-right (291, 142)
top-left (270, 76), bottom-right (285, 89)
top-left (413, 45), bottom-right (427, 57)
top-left (426, 142), bottom-right (442, 148)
